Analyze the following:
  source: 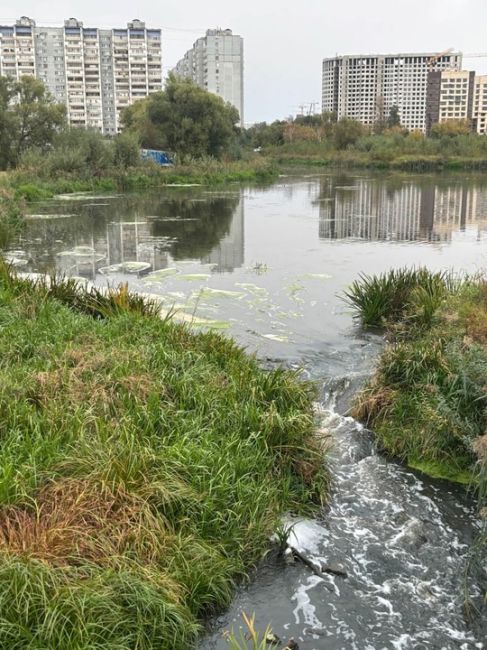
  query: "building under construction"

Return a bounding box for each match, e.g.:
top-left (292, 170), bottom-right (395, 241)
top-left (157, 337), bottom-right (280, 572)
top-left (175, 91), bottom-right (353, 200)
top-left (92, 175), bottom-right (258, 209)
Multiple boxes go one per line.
top-left (322, 51), bottom-right (463, 132)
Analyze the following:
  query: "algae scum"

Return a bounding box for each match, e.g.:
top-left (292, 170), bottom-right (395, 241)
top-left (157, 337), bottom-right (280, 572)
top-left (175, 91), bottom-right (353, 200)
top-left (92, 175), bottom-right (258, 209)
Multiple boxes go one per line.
top-left (8, 172), bottom-right (487, 648)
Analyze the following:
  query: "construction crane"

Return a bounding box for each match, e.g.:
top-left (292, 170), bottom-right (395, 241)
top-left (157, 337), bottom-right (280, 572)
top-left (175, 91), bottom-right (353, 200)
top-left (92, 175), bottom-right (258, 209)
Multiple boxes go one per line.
top-left (427, 48), bottom-right (454, 71)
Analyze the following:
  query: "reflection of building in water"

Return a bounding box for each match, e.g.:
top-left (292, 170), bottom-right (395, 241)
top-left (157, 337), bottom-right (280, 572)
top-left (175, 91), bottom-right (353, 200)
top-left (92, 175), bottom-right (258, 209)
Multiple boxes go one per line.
top-left (105, 221), bottom-right (169, 270)
top-left (55, 219), bottom-right (170, 279)
top-left (202, 198), bottom-right (244, 272)
top-left (319, 179), bottom-right (487, 242)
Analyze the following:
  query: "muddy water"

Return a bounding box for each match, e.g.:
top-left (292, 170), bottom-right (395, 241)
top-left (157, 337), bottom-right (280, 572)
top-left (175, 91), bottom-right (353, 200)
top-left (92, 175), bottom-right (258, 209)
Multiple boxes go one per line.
top-left (8, 171), bottom-right (487, 648)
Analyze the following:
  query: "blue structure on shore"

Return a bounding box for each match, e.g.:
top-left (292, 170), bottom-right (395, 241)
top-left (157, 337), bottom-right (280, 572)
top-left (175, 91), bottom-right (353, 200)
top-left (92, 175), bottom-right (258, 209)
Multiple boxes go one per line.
top-left (140, 149), bottom-right (173, 166)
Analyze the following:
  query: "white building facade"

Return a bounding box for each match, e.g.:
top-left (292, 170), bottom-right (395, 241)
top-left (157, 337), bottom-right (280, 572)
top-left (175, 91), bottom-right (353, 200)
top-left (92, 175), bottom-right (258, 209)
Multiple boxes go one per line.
top-left (0, 17), bottom-right (163, 134)
top-left (173, 29), bottom-right (244, 125)
top-left (322, 52), bottom-right (463, 132)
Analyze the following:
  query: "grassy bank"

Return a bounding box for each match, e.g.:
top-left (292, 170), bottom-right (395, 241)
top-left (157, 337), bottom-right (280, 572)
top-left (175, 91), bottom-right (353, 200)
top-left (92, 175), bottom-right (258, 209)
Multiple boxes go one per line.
top-left (0, 263), bottom-right (326, 648)
top-left (263, 138), bottom-right (487, 171)
top-left (1, 158), bottom-right (278, 202)
top-left (345, 268), bottom-right (487, 493)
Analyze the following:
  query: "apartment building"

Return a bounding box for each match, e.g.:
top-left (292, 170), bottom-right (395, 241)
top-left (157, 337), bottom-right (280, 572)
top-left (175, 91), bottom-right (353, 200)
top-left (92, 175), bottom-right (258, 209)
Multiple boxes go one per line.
top-left (322, 52), bottom-right (462, 132)
top-left (473, 75), bottom-right (487, 134)
top-left (0, 16), bottom-right (162, 134)
top-left (425, 69), bottom-right (475, 134)
top-left (424, 69), bottom-right (487, 135)
top-left (173, 29), bottom-right (244, 125)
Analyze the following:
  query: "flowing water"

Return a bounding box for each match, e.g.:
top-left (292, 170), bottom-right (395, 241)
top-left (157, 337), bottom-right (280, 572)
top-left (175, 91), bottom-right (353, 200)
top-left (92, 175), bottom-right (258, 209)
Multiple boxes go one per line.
top-left (6, 171), bottom-right (487, 648)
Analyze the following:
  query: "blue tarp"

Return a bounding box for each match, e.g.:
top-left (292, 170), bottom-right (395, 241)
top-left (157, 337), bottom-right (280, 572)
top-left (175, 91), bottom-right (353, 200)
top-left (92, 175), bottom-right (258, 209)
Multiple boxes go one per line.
top-left (140, 149), bottom-right (173, 166)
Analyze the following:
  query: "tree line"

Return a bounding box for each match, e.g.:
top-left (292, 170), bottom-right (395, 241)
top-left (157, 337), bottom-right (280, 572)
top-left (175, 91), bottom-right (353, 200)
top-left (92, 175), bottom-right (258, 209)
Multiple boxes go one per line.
top-left (0, 72), bottom-right (482, 173)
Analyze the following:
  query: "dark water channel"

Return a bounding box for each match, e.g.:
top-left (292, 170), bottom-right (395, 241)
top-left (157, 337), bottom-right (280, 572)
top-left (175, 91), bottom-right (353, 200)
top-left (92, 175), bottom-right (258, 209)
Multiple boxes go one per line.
top-left (6, 171), bottom-right (487, 648)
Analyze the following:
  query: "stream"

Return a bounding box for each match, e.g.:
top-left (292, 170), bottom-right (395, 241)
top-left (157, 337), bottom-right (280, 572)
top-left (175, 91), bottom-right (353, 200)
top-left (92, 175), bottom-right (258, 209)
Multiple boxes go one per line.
top-left (6, 170), bottom-right (487, 648)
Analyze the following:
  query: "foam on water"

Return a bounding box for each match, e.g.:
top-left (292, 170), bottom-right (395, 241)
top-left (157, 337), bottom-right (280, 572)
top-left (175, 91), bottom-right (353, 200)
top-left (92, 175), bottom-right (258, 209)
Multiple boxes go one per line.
top-left (203, 385), bottom-right (485, 649)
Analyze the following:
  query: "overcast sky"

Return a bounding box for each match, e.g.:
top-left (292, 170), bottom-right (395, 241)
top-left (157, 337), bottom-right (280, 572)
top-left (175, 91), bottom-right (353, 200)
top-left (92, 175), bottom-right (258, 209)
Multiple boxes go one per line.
top-left (3, 0), bottom-right (487, 123)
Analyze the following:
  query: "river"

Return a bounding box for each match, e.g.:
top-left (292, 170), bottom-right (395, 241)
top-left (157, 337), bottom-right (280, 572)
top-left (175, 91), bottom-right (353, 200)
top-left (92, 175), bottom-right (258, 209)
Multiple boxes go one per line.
top-left (6, 171), bottom-right (487, 648)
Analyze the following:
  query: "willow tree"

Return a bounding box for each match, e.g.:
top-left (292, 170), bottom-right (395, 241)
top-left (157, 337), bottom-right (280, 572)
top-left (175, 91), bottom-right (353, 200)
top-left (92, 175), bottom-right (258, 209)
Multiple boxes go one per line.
top-left (121, 75), bottom-right (240, 159)
top-left (0, 75), bottom-right (65, 169)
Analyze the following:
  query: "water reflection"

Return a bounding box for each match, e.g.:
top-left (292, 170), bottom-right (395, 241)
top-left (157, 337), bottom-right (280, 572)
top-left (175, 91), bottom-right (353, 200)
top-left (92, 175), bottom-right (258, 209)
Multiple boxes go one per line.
top-left (318, 176), bottom-right (487, 242)
top-left (6, 173), bottom-right (487, 357)
top-left (18, 192), bottom-right (243, 279)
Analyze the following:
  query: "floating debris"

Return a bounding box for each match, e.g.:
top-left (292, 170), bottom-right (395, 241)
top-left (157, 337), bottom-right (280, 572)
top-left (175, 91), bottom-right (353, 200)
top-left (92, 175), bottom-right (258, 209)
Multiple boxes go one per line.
top-left (198, 287), bottom-right (244, 299)
top-left (262, 333), bottom-right (290, 343)
top-left (236, 282), bottom-right (269, 297)
top-left (144, 268), bottom-right (180, 281)
top-left (58, 246), bottom-right (96, 258)
top-left (3, 255), bottom-right (28, 267)
top-left (178, 273), bottom-right (211, 282)
top-left (99, 261), bottom-right (151, 274)
top-left (300, 273), bottom-right (333, 281)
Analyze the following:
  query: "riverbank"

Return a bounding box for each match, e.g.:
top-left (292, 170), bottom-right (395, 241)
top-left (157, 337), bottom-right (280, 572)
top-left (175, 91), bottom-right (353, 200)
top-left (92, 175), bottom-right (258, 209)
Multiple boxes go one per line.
top-left (0, 158), bottom-right (278, 202)
top-left (345, 268), bottom-right (487, 494)
top-left (0, 263), bottom-right (327, 648)
top-left (262, 140), bottom-right (487, 171)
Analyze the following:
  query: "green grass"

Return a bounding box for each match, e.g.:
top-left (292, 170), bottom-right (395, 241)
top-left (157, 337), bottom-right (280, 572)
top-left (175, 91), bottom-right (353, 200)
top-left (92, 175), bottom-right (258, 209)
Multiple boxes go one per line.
top-left (0, 262), bottom-right (327, 648)
top-left (262, 133), bottom-right (487, 171)
top-left (3, 159), bottom-right (278, 202)
top-left (343, 267), bottom-right (454, 329)
top-left (348, 269), bottom-right (487, 496)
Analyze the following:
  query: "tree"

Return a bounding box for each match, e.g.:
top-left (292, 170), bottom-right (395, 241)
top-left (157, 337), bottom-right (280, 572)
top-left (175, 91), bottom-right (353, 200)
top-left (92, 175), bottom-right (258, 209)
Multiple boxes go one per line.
top-left (333, 117), bottom-right (366, 149)
top-left (243, 121), bottom-right (286, 148)
top-left (121, 75), bottom-right (240, 159)
top-left (430, 119), bottom-right (471, 138)
top-left (0, 75), bottom-right (65, 169)
top-left (114, 132), bottom-right (140, 168)
top-left (387, 106), bottom-right (401, 129)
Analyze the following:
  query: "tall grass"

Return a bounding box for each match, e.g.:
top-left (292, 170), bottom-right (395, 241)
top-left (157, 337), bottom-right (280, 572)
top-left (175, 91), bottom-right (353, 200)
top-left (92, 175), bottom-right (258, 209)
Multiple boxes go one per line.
top-left (264, 132), bottom-right (487, 170)
top-left (0, 262), bottom-right (327, 647)
top-left (344, 267), bottom-right (454, 329)
top-left (6, 157), bottom-right (278, 201)
top-left (349, 269), bottom-right (487, 484)
top-left (0, 190), bottom-right (24, 249)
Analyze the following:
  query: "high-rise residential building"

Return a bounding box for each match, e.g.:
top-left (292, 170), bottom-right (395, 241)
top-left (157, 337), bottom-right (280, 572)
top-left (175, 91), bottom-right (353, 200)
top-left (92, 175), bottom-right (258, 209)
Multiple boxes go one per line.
top-left (424, 68), bottom-right (487, 135)
top-left (0, 16), bottom-right (162, 134)
top-left (173, 29), bottom-right (244, 125)
top-left (473, 75), bottom-right (487, 135)
top-left (322, 52), bottom-right (462, 132)
top-left (425, 69), bottom-right (475, 134)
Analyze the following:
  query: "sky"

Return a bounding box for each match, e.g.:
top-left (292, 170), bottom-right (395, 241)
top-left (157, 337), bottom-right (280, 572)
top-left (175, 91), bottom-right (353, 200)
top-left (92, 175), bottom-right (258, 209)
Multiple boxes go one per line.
top-left (3, 0), bottom-right (487, 124)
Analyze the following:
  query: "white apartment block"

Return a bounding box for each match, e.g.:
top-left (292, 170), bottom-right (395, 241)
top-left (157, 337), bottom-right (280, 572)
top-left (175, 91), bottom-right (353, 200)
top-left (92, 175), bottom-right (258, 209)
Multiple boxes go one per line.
top-left (173, 29), bottom-right (244, 125)
top-left (322, 52), bottom-right (462, 132)
top-left (0, 17), bottom-right (162, 134)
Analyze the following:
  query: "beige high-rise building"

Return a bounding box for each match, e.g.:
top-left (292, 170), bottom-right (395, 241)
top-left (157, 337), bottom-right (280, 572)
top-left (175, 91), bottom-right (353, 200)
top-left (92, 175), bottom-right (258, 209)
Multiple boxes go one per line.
top-left (322, 52), bottom-right (462, 132)
top-left (425, 69), bottom-right (475, 133)
top-left (0, 17), bottom-right (163, 134)
top-left (473, 75), bottom-right (487, 134)
top-left (173, 29), bottom-right (244, 125)
top-left (424, 68), bottom-right (487, 135)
